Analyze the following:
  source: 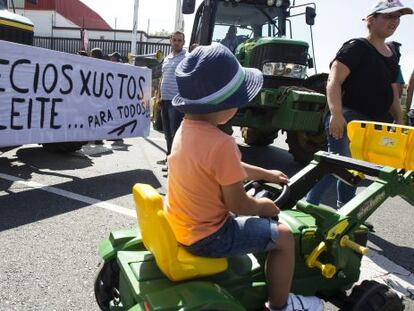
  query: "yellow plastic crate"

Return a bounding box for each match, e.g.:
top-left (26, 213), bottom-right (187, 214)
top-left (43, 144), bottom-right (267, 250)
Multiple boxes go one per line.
top-left (347, 121), bottom-right (414, 170)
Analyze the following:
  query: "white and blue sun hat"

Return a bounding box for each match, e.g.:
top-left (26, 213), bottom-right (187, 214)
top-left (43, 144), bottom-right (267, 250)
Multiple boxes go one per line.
top-left (172, 43), bottom-right (263, 114)
top-left (367, 0), bottom-right (413, 17)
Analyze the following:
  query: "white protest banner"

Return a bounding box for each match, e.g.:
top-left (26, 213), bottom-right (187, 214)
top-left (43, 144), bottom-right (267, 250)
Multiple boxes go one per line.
top-left (0, 40), bottom-right (151, 147)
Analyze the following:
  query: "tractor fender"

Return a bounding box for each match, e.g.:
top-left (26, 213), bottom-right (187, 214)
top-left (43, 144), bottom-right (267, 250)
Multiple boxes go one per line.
top-left (141, 281), bottom-right (246, 311)
top-left (98, 227), bottom-right (145, 261)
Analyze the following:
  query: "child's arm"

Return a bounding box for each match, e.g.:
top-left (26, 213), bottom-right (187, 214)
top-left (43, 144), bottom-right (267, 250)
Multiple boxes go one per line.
top-left (221, 181), bottom-right (279, 217)
top-left (241, 162), bottom-right (289, 184)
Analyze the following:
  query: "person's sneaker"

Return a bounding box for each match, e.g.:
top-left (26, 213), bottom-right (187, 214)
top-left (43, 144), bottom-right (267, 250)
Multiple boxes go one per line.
top-left (268, 294), bottom-right (323, 311)
top-left (284, 294), bottom-right (323, 311)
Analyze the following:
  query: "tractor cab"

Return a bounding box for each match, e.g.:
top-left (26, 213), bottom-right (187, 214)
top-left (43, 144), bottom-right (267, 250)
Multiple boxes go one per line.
top-left (187, 0), bottom-right (317, 85)
top-left (183, 0), bottom-right (329, 164)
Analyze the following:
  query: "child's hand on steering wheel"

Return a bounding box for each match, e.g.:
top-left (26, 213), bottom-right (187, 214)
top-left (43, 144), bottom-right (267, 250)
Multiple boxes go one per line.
top-left (257, 197), bottom-right (280, 217)
top-left (264, 170), bottom-right (289, 184)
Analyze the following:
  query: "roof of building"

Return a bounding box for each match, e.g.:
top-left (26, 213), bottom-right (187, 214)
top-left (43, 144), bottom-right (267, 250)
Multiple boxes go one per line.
top-left (25, 0), bottom-right (112, 30)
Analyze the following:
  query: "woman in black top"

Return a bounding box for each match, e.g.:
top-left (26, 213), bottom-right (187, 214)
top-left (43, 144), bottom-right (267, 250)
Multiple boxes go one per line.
top-left (307, 0), bottom-right (413, 207)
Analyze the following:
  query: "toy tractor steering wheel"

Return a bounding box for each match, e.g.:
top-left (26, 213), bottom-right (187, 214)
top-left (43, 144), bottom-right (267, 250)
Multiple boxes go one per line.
top-left (244, 180), bottom-right (290, 213)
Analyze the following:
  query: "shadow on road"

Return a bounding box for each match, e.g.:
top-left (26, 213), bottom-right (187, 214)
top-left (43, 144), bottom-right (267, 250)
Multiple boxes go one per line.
top-left (0, 142), bottom-right (141, 193)
top-left (369, 233), bottom-right (414, 273)
top-left (16, 146), bottom-right (94, 170)
top-left (0, 147), bottom-right (94, 193)
top-left (0, 169), bottom-right (161, 232)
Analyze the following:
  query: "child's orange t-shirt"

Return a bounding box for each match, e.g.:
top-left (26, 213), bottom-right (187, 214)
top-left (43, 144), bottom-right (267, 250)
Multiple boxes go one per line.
top-left (165, 119), bottom-right (248, 246)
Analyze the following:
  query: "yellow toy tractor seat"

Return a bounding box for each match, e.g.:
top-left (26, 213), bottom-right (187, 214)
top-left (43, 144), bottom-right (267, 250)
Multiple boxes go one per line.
top-left (132, 183), bottom-right (228, 282)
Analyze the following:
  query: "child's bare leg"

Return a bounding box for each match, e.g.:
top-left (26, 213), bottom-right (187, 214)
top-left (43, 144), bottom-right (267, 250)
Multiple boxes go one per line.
top-left (266, 223), bottom-right (294, 307)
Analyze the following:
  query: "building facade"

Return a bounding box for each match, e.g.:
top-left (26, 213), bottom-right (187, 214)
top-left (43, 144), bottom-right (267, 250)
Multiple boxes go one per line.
top-left (6, 0), bottom-right (170, 58)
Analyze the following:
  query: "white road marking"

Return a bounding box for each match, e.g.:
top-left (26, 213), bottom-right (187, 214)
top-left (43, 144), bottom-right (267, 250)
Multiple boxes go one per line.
top-left (0, 172), bottom-right (413, 301)
top-left (0, 172), bottom-right (136, 218)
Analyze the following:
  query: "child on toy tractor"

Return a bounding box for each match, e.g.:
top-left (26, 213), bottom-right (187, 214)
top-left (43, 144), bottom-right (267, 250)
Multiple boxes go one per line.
top-left (164, 43), bottom-right (324, 311)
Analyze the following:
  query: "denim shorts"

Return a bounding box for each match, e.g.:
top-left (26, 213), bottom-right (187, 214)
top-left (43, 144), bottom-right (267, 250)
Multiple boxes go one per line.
top-left (184, 216), bottom-right (279, 258)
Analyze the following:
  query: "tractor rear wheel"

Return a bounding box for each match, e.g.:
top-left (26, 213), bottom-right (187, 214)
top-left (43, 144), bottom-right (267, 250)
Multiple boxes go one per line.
top-left (341, 280), bottom-right (404, 311)
top-left (42, 142), bottom-right (84, 153)
top-left (94, 260), bottom-right (120, 311)
top-left (286, 129), bottom-right (327, 164)
top-left (241, 127), bottom-right (276, 146)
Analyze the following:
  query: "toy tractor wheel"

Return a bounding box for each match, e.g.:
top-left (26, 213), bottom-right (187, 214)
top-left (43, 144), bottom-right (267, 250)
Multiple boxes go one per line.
top-left (341, 280), bottom-right (404, 311)
top-left (42, 142), bottom-right (84, 153)
top-left (286, 129), bottom-right (327, 164)
top-left (241, 127), bottom-right (276, 146)
top-left (94, 260), bottom-right (120, 311)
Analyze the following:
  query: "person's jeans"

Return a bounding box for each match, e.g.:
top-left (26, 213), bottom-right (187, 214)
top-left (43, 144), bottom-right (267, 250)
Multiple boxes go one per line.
top-left (408, 109), bottom-right (414, 126)
top-left (306, 108), bottom-right (389, 207)
top-left (160, 100), bottom-right (183, 155)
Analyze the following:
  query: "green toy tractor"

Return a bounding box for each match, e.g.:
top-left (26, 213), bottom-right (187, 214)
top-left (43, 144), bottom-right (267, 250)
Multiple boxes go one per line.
top-left (183, 0), bottom-right (328, 164)
top-left (94, 121), bottom-right (414, 310)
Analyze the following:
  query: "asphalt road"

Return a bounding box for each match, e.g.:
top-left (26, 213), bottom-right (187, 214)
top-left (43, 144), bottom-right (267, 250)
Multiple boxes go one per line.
top-left (0, 126), bottom-right (413, 310)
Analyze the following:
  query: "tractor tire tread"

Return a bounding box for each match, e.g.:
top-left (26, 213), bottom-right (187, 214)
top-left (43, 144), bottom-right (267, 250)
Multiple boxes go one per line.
top-left (341, 280), bottom-right (404, 311)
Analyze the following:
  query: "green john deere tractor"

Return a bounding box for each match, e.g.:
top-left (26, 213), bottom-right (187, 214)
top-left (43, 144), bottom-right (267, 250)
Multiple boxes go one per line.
top-left (0, 0), bottom-right (85, 153)
top-left (184, 0), bottom-right (328, 163)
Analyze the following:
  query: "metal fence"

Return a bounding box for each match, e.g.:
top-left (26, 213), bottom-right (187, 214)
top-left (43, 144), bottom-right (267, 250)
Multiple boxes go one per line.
top-left (33, 36), bottom-right (171, 59)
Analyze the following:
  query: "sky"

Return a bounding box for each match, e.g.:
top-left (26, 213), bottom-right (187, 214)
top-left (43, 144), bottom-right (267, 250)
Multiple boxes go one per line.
top-left (79, 0), bottom-right (414, 80)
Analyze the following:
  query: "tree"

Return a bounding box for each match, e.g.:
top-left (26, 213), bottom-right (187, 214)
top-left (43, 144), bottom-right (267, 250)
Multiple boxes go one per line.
top-left (150, 29), bottom-right (171, 37)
